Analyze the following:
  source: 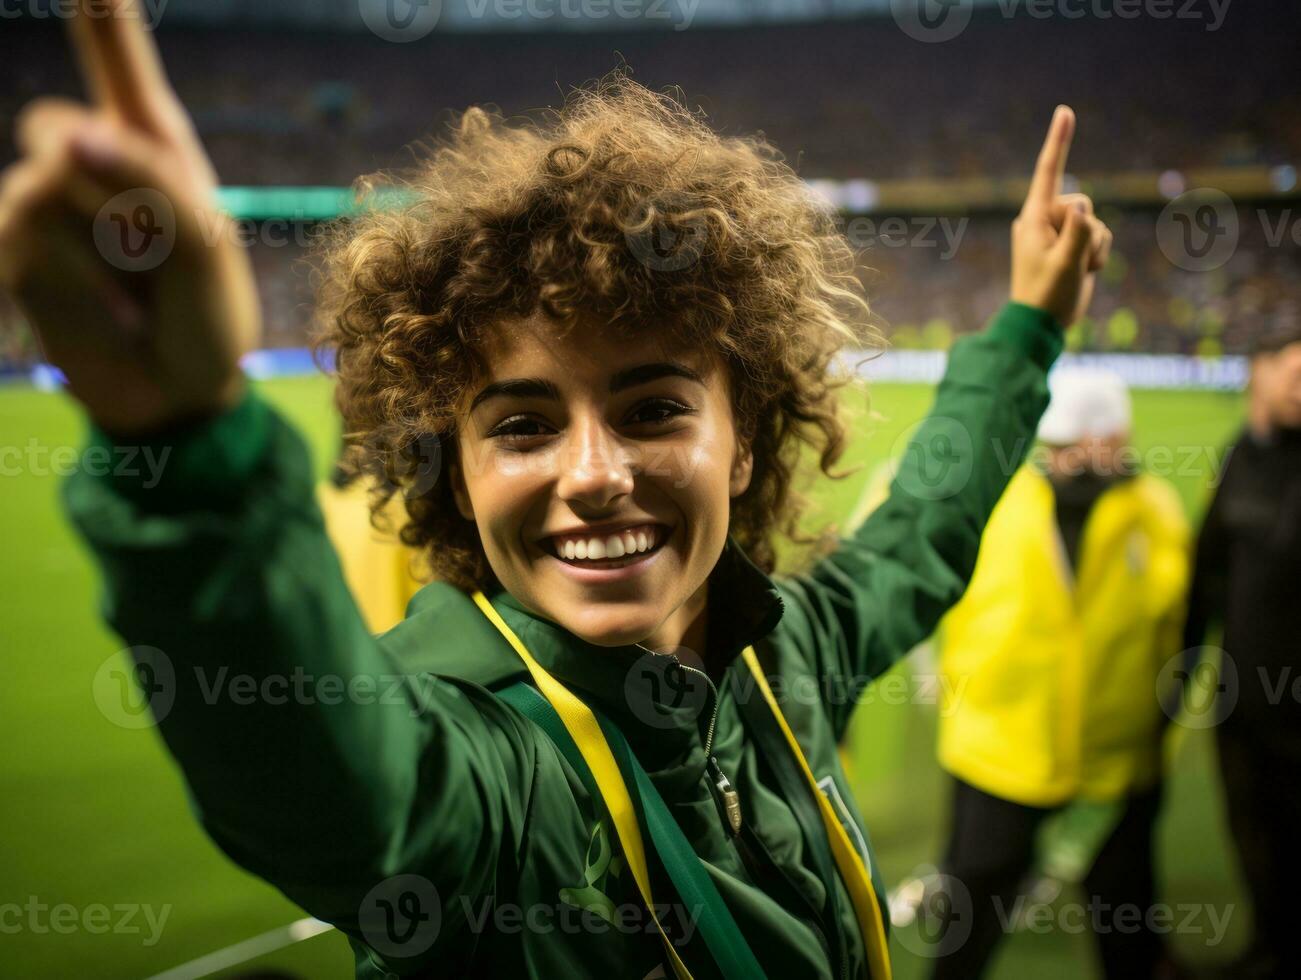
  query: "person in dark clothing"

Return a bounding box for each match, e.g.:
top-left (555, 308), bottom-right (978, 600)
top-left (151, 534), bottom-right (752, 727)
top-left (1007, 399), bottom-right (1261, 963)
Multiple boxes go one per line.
top-left (1183, 326), bottom-right (1301, 980)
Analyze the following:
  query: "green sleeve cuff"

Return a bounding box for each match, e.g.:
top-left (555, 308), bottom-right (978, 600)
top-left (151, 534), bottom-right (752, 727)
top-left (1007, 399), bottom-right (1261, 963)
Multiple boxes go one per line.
top-left (81, 382), bottom-right (273, 510)
top-left (986, 302), bottom-right (1064, 371)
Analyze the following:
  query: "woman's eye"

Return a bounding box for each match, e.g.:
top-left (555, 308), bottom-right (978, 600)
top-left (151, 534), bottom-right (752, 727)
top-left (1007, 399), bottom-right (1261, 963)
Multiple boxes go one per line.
top-left (487, 416), bottom-right (551, 443)
top-left (628, 398), bottom-right (694, 426)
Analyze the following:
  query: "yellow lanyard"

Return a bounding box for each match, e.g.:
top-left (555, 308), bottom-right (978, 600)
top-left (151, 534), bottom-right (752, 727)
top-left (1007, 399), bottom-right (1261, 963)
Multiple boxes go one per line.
top-left (471, 590), bottom-right (892, 979)
top-left (740, 647), bottom-right (893, 980)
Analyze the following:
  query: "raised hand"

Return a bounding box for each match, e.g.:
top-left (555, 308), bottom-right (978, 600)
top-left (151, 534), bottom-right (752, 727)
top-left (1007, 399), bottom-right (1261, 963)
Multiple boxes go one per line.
top-left (0, 0), bottom-right (260, 436)
top-left (1010, 105), bottom-right (1112, 329)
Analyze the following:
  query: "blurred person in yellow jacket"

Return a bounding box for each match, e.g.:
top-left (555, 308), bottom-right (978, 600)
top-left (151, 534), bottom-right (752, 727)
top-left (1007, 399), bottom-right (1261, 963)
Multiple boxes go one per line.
top-left (927, 369), bottom-right (1191, 980)
top-left (316, 440), bottom-right (427, 634)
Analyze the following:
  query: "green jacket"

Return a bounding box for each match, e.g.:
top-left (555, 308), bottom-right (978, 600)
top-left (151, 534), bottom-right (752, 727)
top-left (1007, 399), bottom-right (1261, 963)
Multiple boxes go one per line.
top-left (63, 302), bottom-right (1061, 979)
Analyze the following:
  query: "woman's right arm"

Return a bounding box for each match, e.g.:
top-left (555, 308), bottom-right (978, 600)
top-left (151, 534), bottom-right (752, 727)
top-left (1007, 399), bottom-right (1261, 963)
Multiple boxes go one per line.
top-left (62, 383), bottom-right (535, 972)
top-left (0, 4), bottom-right (528, 969)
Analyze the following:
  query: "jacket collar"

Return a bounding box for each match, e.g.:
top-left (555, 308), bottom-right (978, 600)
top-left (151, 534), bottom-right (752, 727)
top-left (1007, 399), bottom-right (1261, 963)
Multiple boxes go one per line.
top-left (389, 533), bottom-right (785, 769)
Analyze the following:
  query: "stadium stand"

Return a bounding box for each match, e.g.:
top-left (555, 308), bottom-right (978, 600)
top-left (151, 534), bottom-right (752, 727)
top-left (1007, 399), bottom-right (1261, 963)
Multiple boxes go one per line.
top-left (2, 6), bottom-right (1299, 368)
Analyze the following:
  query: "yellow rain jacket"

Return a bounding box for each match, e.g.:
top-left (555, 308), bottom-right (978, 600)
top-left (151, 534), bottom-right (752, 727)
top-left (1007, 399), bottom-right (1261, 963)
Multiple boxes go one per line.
top-left (936, 466), bottom-right (1190, 806)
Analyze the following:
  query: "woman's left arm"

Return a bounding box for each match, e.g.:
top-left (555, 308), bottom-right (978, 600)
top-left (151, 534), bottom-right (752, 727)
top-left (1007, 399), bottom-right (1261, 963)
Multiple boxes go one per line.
top-left (777, 106), bottom-right (1113, 739)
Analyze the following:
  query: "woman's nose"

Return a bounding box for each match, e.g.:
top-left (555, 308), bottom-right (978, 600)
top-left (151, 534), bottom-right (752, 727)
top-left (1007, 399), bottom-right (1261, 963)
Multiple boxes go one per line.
top-left (555, 418), bottom-right (636, 509)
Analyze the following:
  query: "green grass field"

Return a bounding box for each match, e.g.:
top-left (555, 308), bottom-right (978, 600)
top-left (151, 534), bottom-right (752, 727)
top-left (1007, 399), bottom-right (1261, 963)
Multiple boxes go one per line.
top-left (0, 376), bottom-right (1247, 978)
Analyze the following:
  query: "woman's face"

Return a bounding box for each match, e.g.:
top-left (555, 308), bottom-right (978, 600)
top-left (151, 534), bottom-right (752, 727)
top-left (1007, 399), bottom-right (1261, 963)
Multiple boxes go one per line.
top-left (451, 312), bottom-right (753, 650)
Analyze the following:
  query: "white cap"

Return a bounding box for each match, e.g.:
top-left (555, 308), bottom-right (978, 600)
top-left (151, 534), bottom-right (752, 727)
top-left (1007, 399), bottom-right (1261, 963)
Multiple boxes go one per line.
top-left (1038, 368), bottom-right (1132, 445)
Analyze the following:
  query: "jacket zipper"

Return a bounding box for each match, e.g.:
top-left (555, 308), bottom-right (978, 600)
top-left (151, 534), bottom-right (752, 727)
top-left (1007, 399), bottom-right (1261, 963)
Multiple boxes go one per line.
top-left (662, 654), bottom-right (743, 836)
top-left (647, 650), bottom-right (848, 980)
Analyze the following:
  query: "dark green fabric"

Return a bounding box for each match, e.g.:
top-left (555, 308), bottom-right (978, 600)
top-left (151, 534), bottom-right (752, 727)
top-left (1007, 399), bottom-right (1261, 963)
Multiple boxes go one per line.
top-left (81, 383), bottom-right (272, 511)
top-left (497, 682), bottom-right (769, 980)
top-left (62, 301), bottom-right (1061, 978)
top-left (729, 664), bottom-right (851, 972)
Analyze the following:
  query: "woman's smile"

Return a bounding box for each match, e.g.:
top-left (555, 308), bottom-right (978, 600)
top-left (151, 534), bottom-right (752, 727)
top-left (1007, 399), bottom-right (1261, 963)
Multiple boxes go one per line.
top-left (538, 521), bottom-right (674, 583)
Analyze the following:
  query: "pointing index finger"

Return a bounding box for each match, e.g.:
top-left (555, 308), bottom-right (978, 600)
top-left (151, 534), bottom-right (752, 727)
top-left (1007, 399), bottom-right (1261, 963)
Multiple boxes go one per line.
top-left (66, 0), bottom-right (173, 137)
top-left (1024, 105), bottom-right (1076, 214)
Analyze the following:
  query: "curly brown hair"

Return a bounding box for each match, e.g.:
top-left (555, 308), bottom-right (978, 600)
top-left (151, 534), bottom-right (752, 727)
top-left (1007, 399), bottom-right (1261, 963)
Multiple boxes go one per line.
top-left (310, 72), bottom-right (880, 594)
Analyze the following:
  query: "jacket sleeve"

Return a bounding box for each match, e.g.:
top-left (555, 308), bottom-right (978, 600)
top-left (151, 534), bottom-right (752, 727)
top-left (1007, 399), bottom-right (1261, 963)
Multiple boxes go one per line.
top-left (62, 384), bottom-right (534, 974)
top-left (776, 302), bottom-right (1061, 739)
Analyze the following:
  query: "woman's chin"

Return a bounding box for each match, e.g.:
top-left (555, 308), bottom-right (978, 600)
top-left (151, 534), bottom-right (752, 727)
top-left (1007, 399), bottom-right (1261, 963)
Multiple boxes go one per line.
top-left (554, 604), bottom-right (662, 649)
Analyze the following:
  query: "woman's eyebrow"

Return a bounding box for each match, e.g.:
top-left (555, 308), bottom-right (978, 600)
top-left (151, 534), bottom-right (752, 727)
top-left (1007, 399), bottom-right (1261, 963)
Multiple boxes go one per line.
top-left (468, 361), bottom-right (704, 413)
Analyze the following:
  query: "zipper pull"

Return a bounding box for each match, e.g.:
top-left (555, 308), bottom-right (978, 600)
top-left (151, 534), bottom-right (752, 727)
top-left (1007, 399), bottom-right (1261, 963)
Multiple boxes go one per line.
top-left (708, 756), bottom-right (743, 836)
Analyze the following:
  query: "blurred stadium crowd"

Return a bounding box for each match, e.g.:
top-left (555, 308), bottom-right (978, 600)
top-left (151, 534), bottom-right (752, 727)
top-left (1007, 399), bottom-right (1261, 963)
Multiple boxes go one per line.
top-left (1, 5), bottom-right (1299, 369)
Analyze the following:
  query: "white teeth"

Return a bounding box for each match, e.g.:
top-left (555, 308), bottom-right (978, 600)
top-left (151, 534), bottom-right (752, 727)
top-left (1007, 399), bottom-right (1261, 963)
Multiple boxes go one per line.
top-left (553, 525), bottom-right (663, 562)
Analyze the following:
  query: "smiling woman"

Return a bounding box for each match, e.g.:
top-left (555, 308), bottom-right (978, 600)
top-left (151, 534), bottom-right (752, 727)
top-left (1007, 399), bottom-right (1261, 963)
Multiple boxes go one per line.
top-left (312, 76), bottom-right (876, 601)
top-left (4, 3), bottom-right (1112, 978)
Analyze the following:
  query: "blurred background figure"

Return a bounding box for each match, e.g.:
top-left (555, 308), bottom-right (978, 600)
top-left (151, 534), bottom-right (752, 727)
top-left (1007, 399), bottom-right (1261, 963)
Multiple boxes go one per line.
top-left (316, 436), bottom-right (426, 634)
top-left (1182, 326), bottom-right (1301, 980)
top-left (920, 369), bottom-right (1190, 979)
